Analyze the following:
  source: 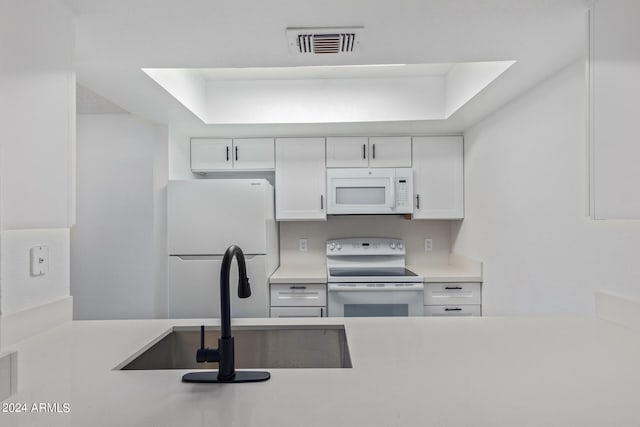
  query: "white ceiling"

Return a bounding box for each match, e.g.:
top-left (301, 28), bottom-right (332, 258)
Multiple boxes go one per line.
top-left (76, 84), bottom-right (129, 114)
top-left (195, 64), bottom-right (458, 80)
top-left (64, 0), bottom-right (587, 135)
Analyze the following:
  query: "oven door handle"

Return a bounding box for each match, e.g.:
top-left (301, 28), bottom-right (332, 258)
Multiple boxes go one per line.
top-left (328, 283), bottom-right (424, 292)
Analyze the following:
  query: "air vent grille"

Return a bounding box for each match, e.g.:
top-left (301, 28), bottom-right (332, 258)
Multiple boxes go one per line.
top-left (287, 27), bottom-right (363, 55)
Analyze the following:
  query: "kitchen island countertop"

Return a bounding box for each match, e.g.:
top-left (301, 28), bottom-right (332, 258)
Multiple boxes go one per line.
top-left (2, 315), bottom-right (640, 427)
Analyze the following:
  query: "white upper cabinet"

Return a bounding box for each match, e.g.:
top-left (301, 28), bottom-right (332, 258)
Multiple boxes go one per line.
top-left (232, 138), bottom-right (275, 170)
top-left (412, 136), bottom-right (464, 219)
top-left (326, 136), bottom-right (412, 168)
top-left (275, 137), bottom-right (327, 221)
top-left (190, 137), bottom-right (274, 172)
top-left (368, 136), bottom-right (412, 168)
top-left (326, 137), bottom-right (369, 167)
top-left (191, 138), bottom-right (233, 171)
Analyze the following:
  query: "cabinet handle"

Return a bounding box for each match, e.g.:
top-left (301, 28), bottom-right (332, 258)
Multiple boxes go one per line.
top-left (235, 146), bottom-right (238, 161)
top-left (320, 195), bottom-right (324, 210)
top-left (321, 307), bottom-right (324, 317)
top-left (226, 146), bottom-right (229, 161)
top-left (416, 194), bottom-right (420, 209)
top-left (363, 143), bottom-right (366, 159)
top-left (372, 143), bottom-right (376, 159)
top-left (445, 307), bottom-right (462, 311)
top-left (289, 285), bottom-right (307, 290)
top-left (445, 286), bottom-right (463, 290)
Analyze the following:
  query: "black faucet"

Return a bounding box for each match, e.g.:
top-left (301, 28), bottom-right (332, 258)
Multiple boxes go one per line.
top-left (182, 245), bottom-right (270, 383)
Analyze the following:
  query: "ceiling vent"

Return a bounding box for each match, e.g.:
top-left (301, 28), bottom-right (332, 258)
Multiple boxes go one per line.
top-left (286, 27), bottom-right (363, 54)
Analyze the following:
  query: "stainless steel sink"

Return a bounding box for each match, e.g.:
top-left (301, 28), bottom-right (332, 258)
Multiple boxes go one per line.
top-left (119, 325), bottom-right (352, 370)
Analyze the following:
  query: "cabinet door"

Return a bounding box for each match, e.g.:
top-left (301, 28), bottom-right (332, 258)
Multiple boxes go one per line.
top-left (190, 138), bottom-right (232, 171)
top-left (270, 307), bottom-right (325, 318)
top-left (326, 136), bottom-right (369, 168)
top-left (233, 138), bottom-right (275, 170)
top-left (424, 283), bottom-right (481, 305)
top-left (275, 137), bottom-right (327, 221)
top-left (368, 136), bottom-right (412, 167)
top-left (270, 284), bottom-right (327, 307)
top-left (424, 305), bottom-right (481, 316)
top-left (412, 136), bottom-right (464, 219)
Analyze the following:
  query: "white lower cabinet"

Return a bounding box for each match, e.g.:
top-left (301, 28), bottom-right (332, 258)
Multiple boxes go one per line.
top-left (424, 282), bottom-right (482, 317)
top-left (270, 307), bottom-right (324, 318)
top-left (269, 283), bottom-right (327, 317)
top-left (424, 305), bottom-right (481, 316)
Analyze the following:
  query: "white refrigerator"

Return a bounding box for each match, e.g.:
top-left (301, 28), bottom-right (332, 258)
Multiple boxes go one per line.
top-left (168, 179), bottom-right (279, 318)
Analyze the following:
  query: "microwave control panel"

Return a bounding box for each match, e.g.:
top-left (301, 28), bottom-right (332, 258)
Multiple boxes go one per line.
top-left (396, 178), bottom-right (409, 206)
top-left (394, 168), bottom-right (413, 211)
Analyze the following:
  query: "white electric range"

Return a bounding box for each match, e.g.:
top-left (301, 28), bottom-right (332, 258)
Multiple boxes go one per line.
top-left (326, 237), bottom-right (424, 317)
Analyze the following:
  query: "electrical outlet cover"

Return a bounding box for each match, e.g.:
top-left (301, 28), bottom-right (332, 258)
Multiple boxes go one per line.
top-left (30, 245), bottom-right (49, 276)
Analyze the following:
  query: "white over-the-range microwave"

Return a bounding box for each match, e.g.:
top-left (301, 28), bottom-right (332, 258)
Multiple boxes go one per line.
top-left (326, 168), bottom-right (413, 215)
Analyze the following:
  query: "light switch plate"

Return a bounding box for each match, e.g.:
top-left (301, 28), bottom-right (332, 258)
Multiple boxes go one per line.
top-left (30, 245), bottom-right (49, 276)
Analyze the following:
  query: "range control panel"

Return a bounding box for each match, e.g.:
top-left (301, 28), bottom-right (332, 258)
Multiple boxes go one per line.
top-left (326, 238), bottom-right (405, 256)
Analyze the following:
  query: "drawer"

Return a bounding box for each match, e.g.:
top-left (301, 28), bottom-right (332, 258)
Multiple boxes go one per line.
top-left (424, 283), bottom-right (481, 305)
top-left (424, 305), bottom-right (481, 317)
top-left (270, 306), bottom-right (325, 318)
top-left (270, 284), bottom-right (327, 307)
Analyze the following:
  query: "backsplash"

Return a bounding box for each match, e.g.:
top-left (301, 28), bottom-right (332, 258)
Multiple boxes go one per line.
top-left (279, 216), bottom-right (453, 266)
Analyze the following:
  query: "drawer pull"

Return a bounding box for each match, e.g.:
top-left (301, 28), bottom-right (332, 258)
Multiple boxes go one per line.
top-left (445, 307), bottom-right (462, 311)
top-left (289, 285), bottom-right (307, 290)
top-left (445, 286), bottom-right (463, 290)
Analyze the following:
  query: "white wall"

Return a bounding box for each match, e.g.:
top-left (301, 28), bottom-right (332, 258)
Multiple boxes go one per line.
top-left (0, 0), bottom-right (75, 230)
top-left (72, 114), bottom-right (168, 319)
top-left (205, 76), bottom-right (445, 124)
top-left (0, 1), bottom-right (74, 322)
top-left (0, 229), bottom-right (70, 315)
top-left (153, 125), bottom-right (169, 317)
top-left (280, 216), bottom-right (452, 267)
top-left (589, 0), bottom-right (640, 219)
top-left (453, 60), bottom-right (640, 316)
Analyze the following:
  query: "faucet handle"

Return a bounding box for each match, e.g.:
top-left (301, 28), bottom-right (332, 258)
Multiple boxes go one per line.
top-left (196, 326), bottom-right (220, 363)
top-left (196, 325), bottom-right (206, 363)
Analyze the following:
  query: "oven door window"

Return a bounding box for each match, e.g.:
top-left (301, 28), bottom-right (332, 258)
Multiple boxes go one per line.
top-left (344, 303), bottom-right (408, 317)
top-left (328, 286), bottom-right (424, 317)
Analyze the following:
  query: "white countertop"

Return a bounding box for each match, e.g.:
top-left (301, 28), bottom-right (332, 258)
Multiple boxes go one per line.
top-left (270, 262), bottom-right (481, 284)
top-left (3, 316), bottom-right (640, 426)
top-left (407, 264), bottom-right (483, 282)
top-left (269, 264), bottom-right (327, 283)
